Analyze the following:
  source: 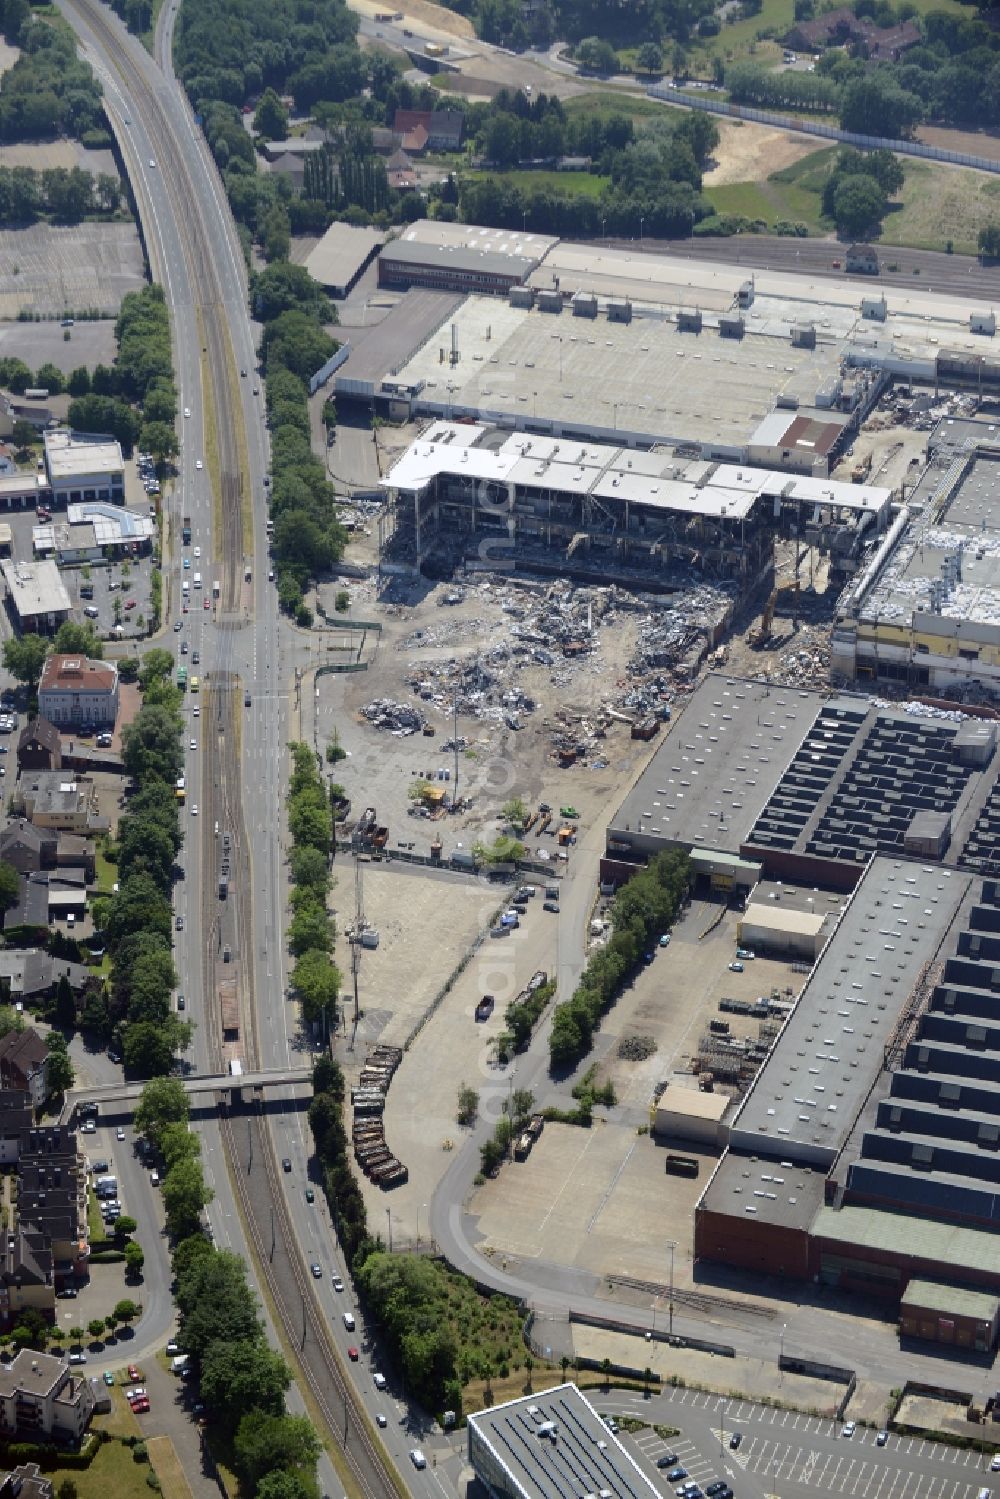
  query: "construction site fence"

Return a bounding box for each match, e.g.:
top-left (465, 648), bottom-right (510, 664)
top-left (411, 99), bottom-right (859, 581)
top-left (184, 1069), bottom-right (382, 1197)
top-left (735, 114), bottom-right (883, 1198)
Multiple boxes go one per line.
top-left (567, 1306), bottom-right (735, 1359)
top-left (647, 83), bottom-right (1000, 177)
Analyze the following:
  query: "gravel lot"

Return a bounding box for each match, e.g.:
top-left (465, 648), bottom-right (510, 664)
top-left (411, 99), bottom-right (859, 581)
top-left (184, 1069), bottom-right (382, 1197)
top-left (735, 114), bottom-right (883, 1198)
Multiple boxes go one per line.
top-left (0, 223), bottom-right (145, 318)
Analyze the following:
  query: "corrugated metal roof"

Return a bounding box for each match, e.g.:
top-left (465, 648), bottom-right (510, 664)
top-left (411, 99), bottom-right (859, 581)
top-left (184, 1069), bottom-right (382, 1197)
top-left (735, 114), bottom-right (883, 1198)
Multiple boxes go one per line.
top-left (813, 1203), bottom-right (1000, 1277)
top-left (902, 1277), bottom-right (999, 1319)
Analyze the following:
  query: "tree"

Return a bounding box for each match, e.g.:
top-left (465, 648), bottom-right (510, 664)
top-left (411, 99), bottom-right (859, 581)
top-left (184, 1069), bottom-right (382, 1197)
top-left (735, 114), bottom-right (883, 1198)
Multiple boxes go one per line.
top-left (980, 222), bottom-right (1000, 259)
top-left (45, 1032), bottom-right (74, 1095)
top-left (124, 1241), bottom-right (145, 1276)
top-left (234, 1412), bottom-right (321, 1490)
top-left (114, 1298), bottom-right (140, 1327)
top-left (290, 948), bottom-right (340, 1024)
top-left (201, 1337), bottom-right (292, 1423)
top-left (162, 1156), bottom-right (214, 1240)
top-left (53, 621), bottom-right (104, 659)
top-left (140, 420), bottom-right (179, 462)
top-left (255, 1475), bottom-right (315, 1499)
top-left (178, 1250), bottom-right (261, 1356)
top-left (121, 704), bottom-right (184, 783)
top-left (0, 860), bottom-right (19, 914)
top-left (832, 173), bottom-right (886, 238)
top-left (135, 1076), bottom-right (190, 1145)
top-left (54, 973), bottom-right (76, 1029)
top-left (2, 633), bottom-right (47, 685)
top-left (457, 1083), bottom-right (479, 1127)
top-left (510, 1088), bottom-right (534, 1126)
top-left (840, 74), bottom-right (922, 139)
top-left (501, 797), bottom-right (527, 827)
top-left (113, 1214), bottom-right (138, 1242)
top-left (122, 1015), bottom-right (190, 1077)
top-left (253, 87), bottom-right (289, 141)
top-left (57, 1480), bottom-right (79, 1499)
top-left (575, 36), bottom-right (618, 73)
top-left (636, 42), bottom-right (663, 75)
top-left (88, 1318), bottom-right (105, 1342)
top-left (0, 1005), bottom-right (24, 1040)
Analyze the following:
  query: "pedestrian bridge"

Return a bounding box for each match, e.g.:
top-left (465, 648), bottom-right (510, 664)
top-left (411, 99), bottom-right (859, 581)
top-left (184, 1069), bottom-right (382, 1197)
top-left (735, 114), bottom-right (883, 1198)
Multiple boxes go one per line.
top-left (61, 1066), bottom-right (314, 1124)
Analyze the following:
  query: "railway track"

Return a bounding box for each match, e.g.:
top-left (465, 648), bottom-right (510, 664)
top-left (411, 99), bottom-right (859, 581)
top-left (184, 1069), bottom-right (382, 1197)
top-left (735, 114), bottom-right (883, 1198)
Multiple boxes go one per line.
top-left (58, 7), bottom-right (401, 1497)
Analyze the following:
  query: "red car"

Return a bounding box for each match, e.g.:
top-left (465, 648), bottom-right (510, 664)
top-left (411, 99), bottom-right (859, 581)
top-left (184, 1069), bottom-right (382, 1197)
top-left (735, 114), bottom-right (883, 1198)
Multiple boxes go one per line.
top-left (348, 1347), bottom-right (359, 1361)
top-left (127, 1364), bottom-right (141, 1381)
top-left (124, 599), bottom-right (136, 611)
top-left (131, 1398), bottom-right (150, 1413)
top-left (203, 597), bottom-right (211, 609)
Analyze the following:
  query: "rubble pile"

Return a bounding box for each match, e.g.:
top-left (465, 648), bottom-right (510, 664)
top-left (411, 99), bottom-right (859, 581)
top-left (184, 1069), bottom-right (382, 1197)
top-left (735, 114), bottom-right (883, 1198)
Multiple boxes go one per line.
top-left (361, 698), bottom-right (426, 734)
top-left (627, 582), bottom-right (734, 678)
top-left (765, 625), bottom-right (832, 689)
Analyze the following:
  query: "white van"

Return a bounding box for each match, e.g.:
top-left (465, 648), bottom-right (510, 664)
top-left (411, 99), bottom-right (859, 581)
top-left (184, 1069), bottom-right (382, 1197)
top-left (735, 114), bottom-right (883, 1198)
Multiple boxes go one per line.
top-left (410, 1450), bottom-right (427, 1470)
top-left (182, 580), bottom-right (190, 594)
top-left (342, 1311), bottom-right (355, 1331)
top-left (193, 572), bottom-right (202, 589)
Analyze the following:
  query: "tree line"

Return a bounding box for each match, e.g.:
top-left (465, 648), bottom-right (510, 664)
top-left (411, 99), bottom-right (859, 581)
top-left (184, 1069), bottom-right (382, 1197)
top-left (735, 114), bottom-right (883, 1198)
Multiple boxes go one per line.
top-left (252, 261), bottom-right (347, 615)
top-left (135, 1078), bottom-right (320, 1499)
top-left (550, 848), bottom-right (690, 1069)
top-left (286, 741), bottom-right (341, 1033)
top-left (0, 165), bottom-right (122, 226)
top-left (440, 0), bottom-right (716, 50)
top-left (63, 284), bottom-right (178, 462)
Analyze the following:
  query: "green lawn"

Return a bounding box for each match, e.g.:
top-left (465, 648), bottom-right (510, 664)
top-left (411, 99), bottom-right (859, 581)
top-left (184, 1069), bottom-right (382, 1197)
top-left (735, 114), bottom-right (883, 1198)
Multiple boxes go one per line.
top-left (49, 1436), bottom-right (153, 1499)
top-left (563, 91), bottom-right (675, 126)
top-left (94, 841), bottom-right (117, 895)
top-left (464, 168), bottom-right (611, 197)
top-left (706, 145), bottom-right (837, 231)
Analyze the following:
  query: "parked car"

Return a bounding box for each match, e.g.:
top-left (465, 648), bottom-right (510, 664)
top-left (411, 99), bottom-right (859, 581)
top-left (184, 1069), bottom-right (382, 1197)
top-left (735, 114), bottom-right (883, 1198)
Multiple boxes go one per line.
top-left (348, 1347), bottom-right (359, 1361)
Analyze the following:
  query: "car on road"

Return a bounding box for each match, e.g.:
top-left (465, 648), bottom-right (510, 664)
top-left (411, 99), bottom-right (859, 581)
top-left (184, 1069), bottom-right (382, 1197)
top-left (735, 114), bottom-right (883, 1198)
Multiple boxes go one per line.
top-left (183, 558), bottom-right (190, 570)
top-left (148, 158), bottom-right (155, 168)
top-left (310, 1262), bottom-right (322, 1278)
top-left (240, 368), bottom-right (247, 377)
top-left (195, 459), bottom-right (203, 470)
top-left (305, 1187), bottom-right (315, 1203)
top-left (175, 915), bottom-right (184, 931)
top-left (181, 641), bottom-right (189, 655)
top-left (348, 1346), bottom-right (359, 1361)
top-left (192, 650), bottom-right (200, 664)
top-left (656, 1453), bottom-right (678, 1469)
top-left (877, 1430), bottom-right (889, 1447)
top-left (728, 1432), bottom-right (741, 1450)
top-left (103, 1371), bottom-right (114, 1386)
top-left (332, 1276), bottom-right (344, 1292)
top-left (192, 705), bottom-right (200, 716)
top-left (728, 961), bottom-right (744, 972)
top-left (244, 691), bottom-right (251, 705)
top-left (68, 1352), bottom-right (87, 1364)
top-left (659, 933), bottom-right (671, 946)
top-left (183, 407), bottom-right (190, 418)
top-left (174, 620), bottom-right (182, 631)
top-left (193, 546), bottom-right (201, 558)
top-left (342, 1312), bottom-right (355, 1330)
top-left (409, 1451), bottom-right (426, 1470)
top-left (375, 1413), bottom-right (387, 1428)
top-left (373, 1373), bottom-right (387, 1390)
top-left (116, 1127), bottom-right (125, 1141)
top-left (177, 995), bottom-right (185, 1012)
top-left (192, 805), bottom-right (198, 816)
top-left (204, 597), bottom-right (211, 609)
top-left (82, 1119), bottom-right (96, 1134)
top-left (282, 1157), bottom-right (291, 1172)
top-left (190, 738), bottom-right (197, 750)
top-left (166, 1342), bottom-right (181, 1356)
top-left (841, 1421), bottom-right (856, 1439)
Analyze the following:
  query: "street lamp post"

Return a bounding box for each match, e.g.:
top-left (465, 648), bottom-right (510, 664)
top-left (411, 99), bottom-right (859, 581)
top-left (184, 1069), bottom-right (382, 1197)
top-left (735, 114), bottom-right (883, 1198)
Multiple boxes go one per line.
top-left (640, 216), bottom-right (645, 244)
top-left (779, 1322), bottom-right (786, 1378)
top-left (386, 1207), bottom-right (392, 1253)
top-left (668, 1240), bottom-right (676, 1338)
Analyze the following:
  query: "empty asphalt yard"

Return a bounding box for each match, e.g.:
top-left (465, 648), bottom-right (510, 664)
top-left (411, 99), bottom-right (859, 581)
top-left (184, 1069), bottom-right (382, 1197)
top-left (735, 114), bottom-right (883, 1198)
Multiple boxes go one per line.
top-left (593, 1387), bottom-right (999, 1499)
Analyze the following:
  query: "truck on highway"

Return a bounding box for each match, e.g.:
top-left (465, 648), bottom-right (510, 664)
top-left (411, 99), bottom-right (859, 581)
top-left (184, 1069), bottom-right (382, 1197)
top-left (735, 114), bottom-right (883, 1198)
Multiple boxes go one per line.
top-left (182, 516), bottom-right (192, 545)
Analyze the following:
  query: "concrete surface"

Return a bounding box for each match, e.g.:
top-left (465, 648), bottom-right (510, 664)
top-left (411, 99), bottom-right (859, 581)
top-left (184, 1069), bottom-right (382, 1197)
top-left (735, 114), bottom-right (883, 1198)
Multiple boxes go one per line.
top-left (0, 224), bottom-right (145, 318)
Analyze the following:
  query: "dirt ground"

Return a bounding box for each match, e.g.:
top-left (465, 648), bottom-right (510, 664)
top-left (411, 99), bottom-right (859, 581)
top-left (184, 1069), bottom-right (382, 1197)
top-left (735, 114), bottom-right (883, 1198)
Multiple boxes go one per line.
top-left (703, 119), bottom-right (820, 187)
top-left (916, 124), bottom-right (1000, 164)
top-left (350, 0), bottom-right (475, 40)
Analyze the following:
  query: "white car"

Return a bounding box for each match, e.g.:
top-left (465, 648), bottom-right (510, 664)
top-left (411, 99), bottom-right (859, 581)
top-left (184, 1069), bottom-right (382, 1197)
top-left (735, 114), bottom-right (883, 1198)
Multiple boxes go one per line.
top-left (841, 1421), bottom-right (856, 1439)
top-left (192, 706), bottom-right (200, 718)
top-left (183, 407), bottom-right (190, 418)
top-left (190, 738), bottom-right (197, 750)
top-left (193, 546), bottom-right (201, 559)
top-left (332, 1276), bottom-right (344, 1292)
top-left (373, 1372), bottom-right (387, 1390)
top-left (195, 460), bottom-right (203, 471)
top-left (991, 1456), bottom-right (1000, 1472)
top-left (192, 804), bottom-right (198, 816)
top-left (375, 1413), bottom-right (387, 1428)
top-left (116, 1127), bottom-right (125, 1141)
top-left (148, 158), bottom-right (156, 168)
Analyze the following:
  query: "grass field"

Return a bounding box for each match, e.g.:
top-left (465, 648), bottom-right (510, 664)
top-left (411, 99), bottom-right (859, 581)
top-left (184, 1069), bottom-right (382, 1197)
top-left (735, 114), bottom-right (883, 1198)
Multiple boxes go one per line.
top-left (563, 90), bottom-right (675, 126)
top-left (148, 1435), bottom-right (194, 1499)
top-left (49, 1437), bottom-right (152, 1499)
top-left (464, 168), bottom-right (610, 197)
top-left (706, 144), bottom-right (836, 229)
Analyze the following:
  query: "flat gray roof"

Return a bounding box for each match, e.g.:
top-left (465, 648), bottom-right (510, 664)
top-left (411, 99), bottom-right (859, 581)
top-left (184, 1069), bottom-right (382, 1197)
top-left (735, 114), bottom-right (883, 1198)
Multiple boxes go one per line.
top-left (381, 240), bottom-right (535, 280)
top-left (468, 1383), bottom-right (661, 1499)
top-left (697, 1149), bottom-right (828, 1232)
top-left (304, 223), bottom-right (383, 292)
top-left (610, 674), bottom-right (826, 853)
top-left (730, 858), bottom-right (972, 1168)
top-left (334, 290), bottom-right (463, 399)
top-left (1, 559), bottom-right (71, 618)
top-left (902, 1277), bottom-right (999, 1319)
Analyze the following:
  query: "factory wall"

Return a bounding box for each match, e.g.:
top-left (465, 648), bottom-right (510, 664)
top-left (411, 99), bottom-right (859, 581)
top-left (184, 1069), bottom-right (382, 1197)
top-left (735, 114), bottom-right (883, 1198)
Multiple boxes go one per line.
top-left (694, 1205), bottom-right (811, 1280)
top-left (739, 844), bottom-right (863, 894)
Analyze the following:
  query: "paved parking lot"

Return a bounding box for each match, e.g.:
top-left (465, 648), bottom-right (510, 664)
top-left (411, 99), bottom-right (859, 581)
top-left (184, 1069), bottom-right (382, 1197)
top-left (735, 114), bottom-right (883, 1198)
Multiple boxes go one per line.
top-left (604, 1388), bottom-right (999, 1499)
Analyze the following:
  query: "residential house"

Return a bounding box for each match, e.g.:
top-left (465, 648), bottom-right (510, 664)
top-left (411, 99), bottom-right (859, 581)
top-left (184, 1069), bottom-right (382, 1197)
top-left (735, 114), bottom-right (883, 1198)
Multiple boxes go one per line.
top-left (16, 771), bottom-right (98, 833)
top-left (0, 1226), bottom-right (54, 1329)
top-left (392, 108), bottom-right (464, 152)
top-left (386, 148), bottom-right (419, 191)
top-left (0, 1090), bottom-right (35, 1165)
top-left (3, 874), bottom-right (49, 936)
top-left (0, 952), bottom-right (92, 1007)
top-left (0, 1350), bottom-right (95, 1442)
top-left (0, 822), bottom-right (95, 882)
top-left (371, 126), bottom-right (402, 154)
top-left (266, 152), bottom-right (308, 188)
top-left (18, 1125), bottom-right (89, 1282)
top-left (38, 655), bottom-right (119, 729)
top-left (0, 1462), bottom-right (56, 1499)
top-left (17, 718), bottom-right (62, 772)
top-left (784, 8), bottom-right (920, 57)
top-left (0, 1029), bottom-right (48, 1109)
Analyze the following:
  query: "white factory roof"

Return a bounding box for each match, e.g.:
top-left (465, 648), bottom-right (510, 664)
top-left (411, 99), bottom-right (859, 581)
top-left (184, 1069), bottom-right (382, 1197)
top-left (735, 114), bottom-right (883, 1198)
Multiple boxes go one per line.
top-left (305, 223), bottom-right (383, 291)
top-left (44, 430), bottom-right (123, 480)
top-left (385, 423), bottom-right (892, 523)
top-left (393, 218), bottom-right (557, 261)
top-left (1, 558), bottom-right (71, 617)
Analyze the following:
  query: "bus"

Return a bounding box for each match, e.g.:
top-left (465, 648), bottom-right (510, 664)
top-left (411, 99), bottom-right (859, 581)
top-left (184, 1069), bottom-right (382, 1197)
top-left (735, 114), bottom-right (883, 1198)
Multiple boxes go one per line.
top-left (177, 665), bottom-right (187, 691)
top-left (190, 676), bottom-right (200, 693)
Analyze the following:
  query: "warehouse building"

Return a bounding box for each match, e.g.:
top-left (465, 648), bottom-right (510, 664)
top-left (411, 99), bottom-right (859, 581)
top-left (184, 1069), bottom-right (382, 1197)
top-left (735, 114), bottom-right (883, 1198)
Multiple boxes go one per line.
top-left (899, 1280), bottom-right (1000, 1352)
top-left (736, 899), bottom-right (830, 960)
top-left (467, 1383), bottom-right (661, 1499)
top-left (653, 1084), bottom-right (729, 1146)
top-left (33, 502), bottom-right (154, 563)
top-left (304, 223), bottom-right (383, 298)
top-left (378, 221), bottom-right (555, 296)
top-left (834, 430), bottom-right (1000, 698)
